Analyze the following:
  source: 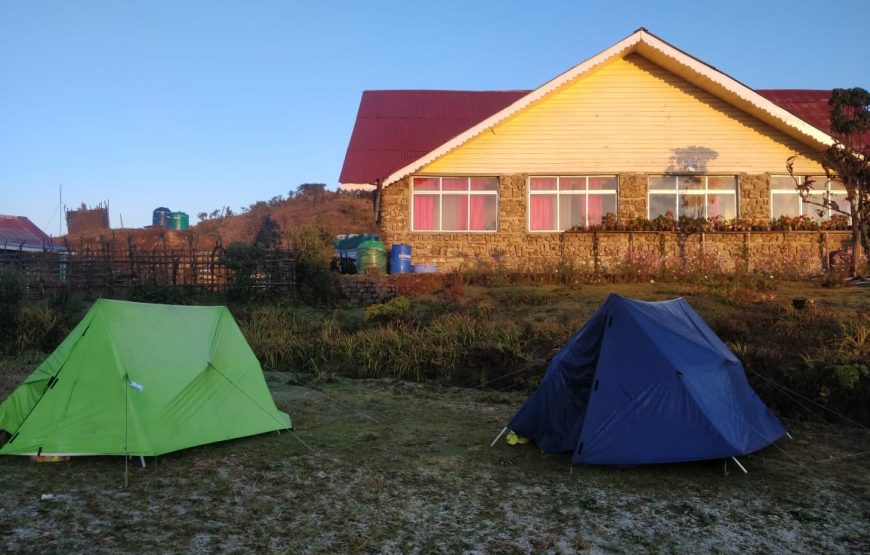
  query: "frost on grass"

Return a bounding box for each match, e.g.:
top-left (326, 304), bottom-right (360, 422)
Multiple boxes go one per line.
top-left (0, 378), bottom-right (867, 554)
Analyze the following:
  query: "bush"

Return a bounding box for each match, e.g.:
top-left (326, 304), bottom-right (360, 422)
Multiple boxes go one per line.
top-left (223, 242), bottom-right (264, 301)
top-left (0, 268), bottom-right (25, 344)
top-left (288, 217), bottom-right (339, 304)
top-left (14, 305), bottom-right (61, 351)
top-left (238, 302), bottom-right (532, 385)
top-left (364, 297), bottom-right (411, 323)
top-left (714, 303), bottom-right (870, 425)
top-left (130, 283), bottom-right (197, 304)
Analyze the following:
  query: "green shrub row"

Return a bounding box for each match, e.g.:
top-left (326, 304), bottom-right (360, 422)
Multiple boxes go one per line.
top-left (238, 291), bottom-right (869, 426)
top-left (239, 301), bottom-right (581, 386)
top-left (715, 304), bottom-right (869, 425)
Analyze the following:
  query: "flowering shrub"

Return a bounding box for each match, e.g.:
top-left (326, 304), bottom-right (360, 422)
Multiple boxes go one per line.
top-left (585, 214), bottom-right (759, 233)
top-left (580, 213), bottom-right (851, 233)
top-left (614, 249), bottom-right (728, 284)
top-left (820, 215), bottom-right (852, 231)
top-left (770, 214), bottom-right (819, 231)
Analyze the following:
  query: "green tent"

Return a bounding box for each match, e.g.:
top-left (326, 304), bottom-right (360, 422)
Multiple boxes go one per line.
top-left (0, 299), bottom-right (291, 457)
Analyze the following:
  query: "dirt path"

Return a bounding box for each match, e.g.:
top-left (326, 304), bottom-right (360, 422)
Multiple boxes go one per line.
top-left (1, 376), bottom-right (868, 553)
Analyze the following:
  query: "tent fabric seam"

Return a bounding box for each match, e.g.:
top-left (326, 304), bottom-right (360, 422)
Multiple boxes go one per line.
top-left (206, 361), bottom-right (291, 431)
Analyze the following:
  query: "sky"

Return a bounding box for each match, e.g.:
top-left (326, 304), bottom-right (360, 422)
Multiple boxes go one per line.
top-left (1, 0), bottom-right (868, 234)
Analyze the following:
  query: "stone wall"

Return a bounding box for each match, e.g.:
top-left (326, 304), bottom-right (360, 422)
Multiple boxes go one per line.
top-left (617, 173), bottom-right (648, 221)
top-left (739, 173), bottom-right (770, 224)
top-left (378, 172), bottom-right (851, 274)
top-left (337, 274), bottom-right (397, 305)
top-left (337, 274), bottom-right (457, 305)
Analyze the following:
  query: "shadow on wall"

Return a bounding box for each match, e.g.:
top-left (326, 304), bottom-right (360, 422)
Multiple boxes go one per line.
top-left (651, 147), bottom-right (722, 219)
top-left (665, 146), bottom-right (719, 174)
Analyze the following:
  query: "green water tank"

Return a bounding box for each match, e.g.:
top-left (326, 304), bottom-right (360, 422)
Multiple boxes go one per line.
top-left (356, 239), bottom-right (388, 275)
top-left (170, 211), bottom-right (189, 230)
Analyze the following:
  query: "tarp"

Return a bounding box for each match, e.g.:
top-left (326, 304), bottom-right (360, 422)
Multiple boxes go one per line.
top-left (0, 299), bottom-right (291, 456)
top-left (508, 294), bottom-right (786, 464)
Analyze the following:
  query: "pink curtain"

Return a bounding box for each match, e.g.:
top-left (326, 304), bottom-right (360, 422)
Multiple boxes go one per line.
top-left (455, 196), bottom-right (469, 230)
top-left (530, 195), bottom-right (554, 230)
top-left (413, 195), bottom-right (437, 230)
top-left (587, 195), bottom-right (602, 226)
top-left (469, 195), bottom-right (485, 230)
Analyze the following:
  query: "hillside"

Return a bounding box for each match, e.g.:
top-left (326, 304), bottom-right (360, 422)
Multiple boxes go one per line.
top-left (61, 189), bottom-right (379, 250)
top-left (195, 189), bottom-right (379, 245)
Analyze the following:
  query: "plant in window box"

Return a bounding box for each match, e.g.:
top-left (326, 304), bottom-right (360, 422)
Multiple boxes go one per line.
top-left (651, 213), bottom-right (678, 232)
top-left (821, 215), bottom-right (851, 231)
top-left (796, 215), bottom-right (820, 231)
top-left (678, 216), bottom-right (709, 233)
top-left (600, 212), bottom-right (618, 231)
top-left (772, 215), bottom-right (793, 231)
top-left (621, 217), bottom-right (644, 231)
top-left (753, 219), bottom-right (773, 232)
top-left (729, 218), bottom-right (755, 232)
top-left (707, 215), bottom-right (724, 231)
top-left (716, 217), bottom-right (738, 232)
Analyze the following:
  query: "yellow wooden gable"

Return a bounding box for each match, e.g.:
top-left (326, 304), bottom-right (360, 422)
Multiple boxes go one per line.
top-left (421, 53), bottom-right (824, 176)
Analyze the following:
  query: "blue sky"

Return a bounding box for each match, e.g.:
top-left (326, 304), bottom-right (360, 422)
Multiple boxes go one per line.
top-left (1, 0), bottom-right (868, 233)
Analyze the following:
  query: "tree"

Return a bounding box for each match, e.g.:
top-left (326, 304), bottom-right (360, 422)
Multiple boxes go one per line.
top-left (254, 215), bottom-right (282, 249)
top-left (295, 183), bottom-right (327, 202)
top-left (287, 215), bottom-right (338, 303)
top-left (788, 87), bottom-right (869, 276)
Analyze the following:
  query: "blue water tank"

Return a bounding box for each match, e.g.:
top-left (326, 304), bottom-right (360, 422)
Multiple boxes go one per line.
top-left (152, 207), bottom-right (172, 228)
top-left (389, 244), bottom-right (412, 274)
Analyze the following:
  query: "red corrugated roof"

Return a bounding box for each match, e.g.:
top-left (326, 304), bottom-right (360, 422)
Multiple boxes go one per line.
top-left (757, 89), bottom-right (870, 151)
top-left (340, 88), bottom-right (866, 185)
top-left (338, 90), bottom-right (528, 184)
top-left (757, 90), bottom-right (839, 135)
top-left (0, 215), bottom-right (54, 249)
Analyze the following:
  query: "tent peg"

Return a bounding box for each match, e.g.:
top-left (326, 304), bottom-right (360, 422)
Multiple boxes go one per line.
top-left (489, 427), bottom-right (508, 448)
top-left (786, 432), bottom-right (793, 440)
top-left (731, 456), bottom-right (748, 474)
top-left (139, 456), bottom-right (146, 468)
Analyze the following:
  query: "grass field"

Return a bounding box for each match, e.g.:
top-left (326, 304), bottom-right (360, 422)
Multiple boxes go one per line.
top-left (1, 281), bottom-right (868, 553)
top-left (0, 375), bottom-right (868, 553)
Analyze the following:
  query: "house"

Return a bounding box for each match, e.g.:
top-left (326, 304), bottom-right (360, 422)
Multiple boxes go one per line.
top-left (0, 215), bottom-right (66, 254)
top-left (339, 29), bottom-right (855, 272)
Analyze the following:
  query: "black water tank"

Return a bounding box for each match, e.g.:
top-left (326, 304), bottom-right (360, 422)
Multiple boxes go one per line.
top-left (152, 207), bottom-right (172, 228)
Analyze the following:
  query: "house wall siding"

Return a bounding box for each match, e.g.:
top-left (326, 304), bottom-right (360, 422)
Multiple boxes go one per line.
top-left (420, 54), bottom-right (824, 176)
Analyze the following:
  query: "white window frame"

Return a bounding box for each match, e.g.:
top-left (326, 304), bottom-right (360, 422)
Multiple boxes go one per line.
top-left (410, 176), bottom-right (499, 232)
top-left (647, 175), bottom-right (738, 219)
top-left (527, 175), bottom-right (618, 232)
top-left (770, 175), bottom-right (849, 221)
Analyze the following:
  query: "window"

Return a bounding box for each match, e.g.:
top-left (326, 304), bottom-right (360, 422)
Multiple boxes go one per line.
top-left (528, 176), bottom-right (617, 231)
top-left (648, 175), bottom-right (737, 220)
top-left (411, 177), bottom-right (498, 232)
top-left (770, 176), bottom-right (849, 221)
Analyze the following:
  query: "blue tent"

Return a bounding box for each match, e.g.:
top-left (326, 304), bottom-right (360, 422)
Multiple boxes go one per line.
top-left (508, 295), bottom-right (786, 465)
